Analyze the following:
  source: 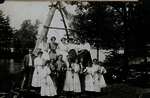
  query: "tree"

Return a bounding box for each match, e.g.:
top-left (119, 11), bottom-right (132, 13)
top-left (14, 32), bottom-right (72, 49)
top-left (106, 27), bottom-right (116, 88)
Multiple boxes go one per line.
top-left (0, 10), bottom-right (13, 39)
top-left (69, 2), bottom-right (144, 81)
top-left (70, 2), bottom-right (143, 50)
top-left (15, 19), bottom-right (40, 49)
top-left (0, 10), bottom-right (13, 48)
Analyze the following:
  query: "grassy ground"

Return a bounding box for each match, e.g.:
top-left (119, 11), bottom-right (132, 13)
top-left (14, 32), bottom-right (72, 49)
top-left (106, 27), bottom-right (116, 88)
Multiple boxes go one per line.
top-left (0, 83), bottom-right (145, 98)
top-left (100, 83), bottom-right (143, 98)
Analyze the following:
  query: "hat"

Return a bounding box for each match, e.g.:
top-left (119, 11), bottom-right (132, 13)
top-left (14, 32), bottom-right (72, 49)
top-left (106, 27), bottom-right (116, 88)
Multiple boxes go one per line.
top-left (51, 36), bottom-right (56, 40)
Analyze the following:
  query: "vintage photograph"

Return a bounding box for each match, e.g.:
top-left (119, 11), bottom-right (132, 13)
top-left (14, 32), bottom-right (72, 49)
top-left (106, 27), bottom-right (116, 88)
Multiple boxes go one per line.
top-left (0, 0), bottom-right (149, 98)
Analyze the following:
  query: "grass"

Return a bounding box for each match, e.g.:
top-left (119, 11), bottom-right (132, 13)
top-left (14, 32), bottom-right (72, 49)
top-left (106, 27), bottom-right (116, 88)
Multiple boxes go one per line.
top-left (0, 83), bottom-right (145, 98)
top-left (99, 83), bottom-right (143, 98)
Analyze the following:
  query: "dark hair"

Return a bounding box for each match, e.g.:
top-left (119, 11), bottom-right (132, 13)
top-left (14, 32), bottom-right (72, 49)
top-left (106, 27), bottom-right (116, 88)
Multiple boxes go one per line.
top-left (51, 36), bottom-right (56, 41)
top-left (61, 37), bottom-right (67, 42)
top-left (45, 60), bottom-right (50, 65)
top-left (37, 51), bottom-right (43, 55)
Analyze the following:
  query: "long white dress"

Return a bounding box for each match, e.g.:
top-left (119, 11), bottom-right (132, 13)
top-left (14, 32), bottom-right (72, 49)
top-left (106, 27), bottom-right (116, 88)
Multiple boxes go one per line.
top-left (39, 66), bottom-right (57, 96)
top-left (63, 62), bottom-right (74, 92)
top-left (98, 66), bottom-right (107, 88)
top-left (85, 67), bottom-right (95, 92)
top-left (31, 57), bottom-right (43, 87)
top-left (85, 65), bottom-right (107, 92)
top-left (72, 63), bottom-right (81, 92)
top-left (92, 65), bottom-right (102, 92)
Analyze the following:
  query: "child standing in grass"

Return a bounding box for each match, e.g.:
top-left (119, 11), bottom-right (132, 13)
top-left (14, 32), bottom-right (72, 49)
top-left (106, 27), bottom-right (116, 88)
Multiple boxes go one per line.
top-left (39, 60), bottom-right (57, 97)
top-left (71, 59), bottom-right (81, 95)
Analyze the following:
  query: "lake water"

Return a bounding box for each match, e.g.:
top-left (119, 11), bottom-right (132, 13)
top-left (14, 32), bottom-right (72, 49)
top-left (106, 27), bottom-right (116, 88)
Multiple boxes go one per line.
top-left (0, 58), bottom-right (24, 92)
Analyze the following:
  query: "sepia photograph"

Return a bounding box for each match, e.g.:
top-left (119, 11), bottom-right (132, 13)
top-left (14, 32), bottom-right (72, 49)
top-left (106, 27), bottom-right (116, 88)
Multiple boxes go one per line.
top-left (0, 0), bottom-right (149, 98)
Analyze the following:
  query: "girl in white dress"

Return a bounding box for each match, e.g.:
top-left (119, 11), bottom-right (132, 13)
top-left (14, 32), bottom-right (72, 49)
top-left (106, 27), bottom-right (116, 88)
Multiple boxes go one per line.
top-left (39, 60), bottom-right (57, 97)
top-left (63, 55), bottom-right (73, 92)
top-left (84, 59), bottom-right (107, 93)
top-left (32, 51), bottom-right (43, 88)
top-left (71, 59), bottom-right (81, 93)
top-left (84, 61), bottom-right (95, 92)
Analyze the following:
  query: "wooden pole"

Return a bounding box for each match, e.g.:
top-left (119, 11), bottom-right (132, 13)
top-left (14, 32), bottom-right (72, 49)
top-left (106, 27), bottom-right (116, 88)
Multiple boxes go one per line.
top-left (44, 26), bottom-right (80, 32)
top-left (58, 2), bottom-right (70, 41)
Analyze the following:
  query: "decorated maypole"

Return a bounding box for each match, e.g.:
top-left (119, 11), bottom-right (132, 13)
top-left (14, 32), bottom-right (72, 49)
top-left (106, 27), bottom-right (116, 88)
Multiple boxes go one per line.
top-left (33, 2), bottom-right (58, 55)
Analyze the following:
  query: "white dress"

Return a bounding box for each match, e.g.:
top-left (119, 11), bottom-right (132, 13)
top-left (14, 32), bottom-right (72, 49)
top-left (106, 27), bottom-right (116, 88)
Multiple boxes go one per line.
top-left (92, 65), bottom-right (102, 92)
top-left (85, 65), bottom-right (107, 92)
top-left (31, 57), bottom-right (43, 87)
top-left (72, 63), bottom-right (81, 92)
top-left (85, 67), bottom-right (95, 92)
top-left (39, 66), bottom-right (57, 96)
top-left (98, 66), bottom-right (107, 88)
top-left (42, 51), bottom-right (50, 61)
top-left (63, 62), bottom-right (74, 91)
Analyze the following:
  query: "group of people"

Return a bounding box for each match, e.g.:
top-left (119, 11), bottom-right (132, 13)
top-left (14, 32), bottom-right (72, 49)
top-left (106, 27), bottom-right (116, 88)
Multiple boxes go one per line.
top-left (22, 36), bottom-right (107, 97)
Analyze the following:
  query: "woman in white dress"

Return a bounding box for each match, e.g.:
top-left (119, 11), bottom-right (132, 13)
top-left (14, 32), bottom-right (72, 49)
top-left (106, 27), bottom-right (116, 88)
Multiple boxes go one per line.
top-left (31, 51), bottom-right (43, 88)
top-left (39, 60), bottom-right (57, 97)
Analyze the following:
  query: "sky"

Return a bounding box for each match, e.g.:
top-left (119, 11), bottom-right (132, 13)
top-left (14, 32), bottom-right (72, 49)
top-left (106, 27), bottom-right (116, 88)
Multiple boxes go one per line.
top-left (0, 1), bottom-right (77, 41)
top-left (0, 0), bottom-right (110, 61)
top-left (0, 1), bottom-right (50, 29)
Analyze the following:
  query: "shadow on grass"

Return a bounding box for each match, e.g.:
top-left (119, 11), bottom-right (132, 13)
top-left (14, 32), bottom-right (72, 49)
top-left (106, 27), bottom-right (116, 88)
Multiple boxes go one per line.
top-left (99, 83), bottom-right (143, 98)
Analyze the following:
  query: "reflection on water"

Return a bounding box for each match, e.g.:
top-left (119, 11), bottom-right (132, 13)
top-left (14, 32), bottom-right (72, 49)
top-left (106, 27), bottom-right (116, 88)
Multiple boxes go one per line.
top-left (0, 58), bottom-right (23, 92)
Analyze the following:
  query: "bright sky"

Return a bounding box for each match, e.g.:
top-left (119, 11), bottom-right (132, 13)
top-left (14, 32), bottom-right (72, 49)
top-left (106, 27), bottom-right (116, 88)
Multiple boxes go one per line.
top-left (0, 1), bottom-right (49, 29)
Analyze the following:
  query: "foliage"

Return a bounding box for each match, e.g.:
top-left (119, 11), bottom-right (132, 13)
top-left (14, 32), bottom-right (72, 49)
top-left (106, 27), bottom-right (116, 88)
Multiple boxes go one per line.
top-left (14, 19), bottom-right (40, 49)
top-left (70, 2), bottom-right (143, 50)
top-left (0, 10), bottom-right (13, 40)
